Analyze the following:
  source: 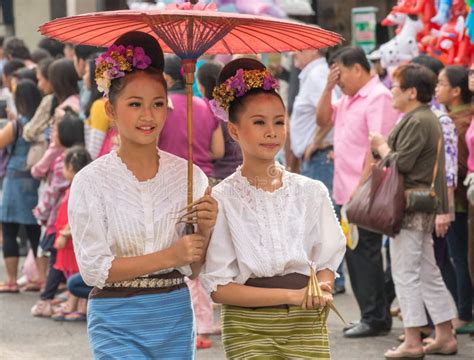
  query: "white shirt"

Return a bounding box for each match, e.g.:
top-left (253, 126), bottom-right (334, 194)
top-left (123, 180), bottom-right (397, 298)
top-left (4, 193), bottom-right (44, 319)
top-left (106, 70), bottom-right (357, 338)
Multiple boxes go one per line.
top-left (200, 164), bottom-right (346, 294)
top-left (290, 57), bottom-right (332, 158)
top-left (69, 150), bottom-right (208, 288)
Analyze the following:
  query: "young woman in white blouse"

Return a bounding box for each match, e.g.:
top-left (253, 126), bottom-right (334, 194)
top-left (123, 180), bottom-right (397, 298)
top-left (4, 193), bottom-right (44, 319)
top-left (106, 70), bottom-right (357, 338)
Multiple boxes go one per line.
top-left (201, 58), bottom-right (346, 359)
top-left (68, 31), bottom-right (217, 359)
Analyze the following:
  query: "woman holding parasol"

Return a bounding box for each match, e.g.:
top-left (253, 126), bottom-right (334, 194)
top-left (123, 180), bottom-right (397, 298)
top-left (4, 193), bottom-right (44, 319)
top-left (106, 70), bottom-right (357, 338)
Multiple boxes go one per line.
top-left (68, 31), bottom-right (217, 358)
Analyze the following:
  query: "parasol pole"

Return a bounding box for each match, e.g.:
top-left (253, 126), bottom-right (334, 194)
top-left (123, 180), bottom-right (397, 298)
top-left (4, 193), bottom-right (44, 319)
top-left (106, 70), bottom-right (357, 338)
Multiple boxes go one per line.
top-left (182, 58), bottom-right (196, 235)
top-left (183, 0), bottom-right (198, 235)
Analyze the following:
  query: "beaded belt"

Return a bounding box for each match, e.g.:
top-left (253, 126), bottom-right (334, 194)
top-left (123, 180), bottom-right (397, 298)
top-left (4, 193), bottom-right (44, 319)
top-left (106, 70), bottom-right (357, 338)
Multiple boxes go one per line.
top-left (105, 275), bottom-right (184, 289)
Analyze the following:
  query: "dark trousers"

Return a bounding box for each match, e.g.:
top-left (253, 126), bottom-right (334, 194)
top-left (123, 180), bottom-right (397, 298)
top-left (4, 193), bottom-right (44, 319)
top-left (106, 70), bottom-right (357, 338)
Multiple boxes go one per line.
top-left (67, 273), bottom-right (92, 299)
top-left (40, 249), bottom-right (66, 300)
top-left (2, 222), bottom-right (41, 258)
top-left (384, 238), bottom-right (396, 308)
top-left (346, 227), bottom-right (391, 330)
top-left (446, 212), bottom-right (473, 321)
top-left (432, 233), bottom-right (457, 298)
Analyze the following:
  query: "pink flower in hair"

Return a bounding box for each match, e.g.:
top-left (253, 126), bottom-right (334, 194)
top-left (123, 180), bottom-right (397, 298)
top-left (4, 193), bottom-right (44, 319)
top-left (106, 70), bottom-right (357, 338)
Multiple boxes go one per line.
top-left (132, 47), bottom-right (152, 69)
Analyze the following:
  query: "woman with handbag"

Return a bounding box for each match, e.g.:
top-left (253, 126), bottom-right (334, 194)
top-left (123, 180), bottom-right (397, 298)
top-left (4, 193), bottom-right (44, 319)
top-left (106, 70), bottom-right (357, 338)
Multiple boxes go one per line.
top-left (370, 63), bottom-right (457, 359)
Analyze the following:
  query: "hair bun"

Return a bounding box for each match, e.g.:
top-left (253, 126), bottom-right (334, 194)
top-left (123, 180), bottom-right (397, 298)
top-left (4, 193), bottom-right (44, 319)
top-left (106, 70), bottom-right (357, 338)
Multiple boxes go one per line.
top-left (218, 58), bottom-right (266, 85)
top-left (113, 31), bottom-right (164, 71)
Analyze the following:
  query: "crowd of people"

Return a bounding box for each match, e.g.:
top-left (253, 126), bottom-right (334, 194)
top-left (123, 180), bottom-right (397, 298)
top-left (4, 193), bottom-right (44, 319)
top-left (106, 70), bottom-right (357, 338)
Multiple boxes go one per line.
top-left (0, 29), bottom-right (472, 359)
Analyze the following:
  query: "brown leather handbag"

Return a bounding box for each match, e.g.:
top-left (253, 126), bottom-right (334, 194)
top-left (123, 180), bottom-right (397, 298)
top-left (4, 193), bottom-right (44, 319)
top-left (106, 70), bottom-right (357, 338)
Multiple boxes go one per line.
top-left (404, 137), bottom-right (442, 213)
top-left (346, 154), bottom-right (405, 237)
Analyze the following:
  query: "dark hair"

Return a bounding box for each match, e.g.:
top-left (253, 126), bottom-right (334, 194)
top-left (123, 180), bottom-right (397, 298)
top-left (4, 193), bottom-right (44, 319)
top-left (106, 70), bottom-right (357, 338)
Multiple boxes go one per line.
top-left (410, 55), bottom-right (444, 76)
top-left (13, 68), bottom-right (37, 84)
top-left (84, 54), bottom-right (103, 118)
top-left (74, 45), bottom-right (101, 61)
top-left (38, 38), bottom-right (64, 58)
top-left (197, 61), bottom-right (223, 100)
top-left (217, 58), bottom-right (283, 123)
top-left (393, 63), bottom-right (437, 103)
top-left (329, 46), bottom-right (371, 73)
top-left (164, 55), bottom-right (183, 81)
top-left (57, 112), bottom-right (85, 148)
top-left (64, 145), bottom-right (92, 174)
top-left (31, 48), bottom-right (52, 64)
top-left (107, 31), bottom-right (166, 104)
top-left (14, 79), bottom-right (42, 119)
top-left (4, 37), bottom-right (31, 60)
top-left (3, 59), bottom-right (25, 77)
top-left (37, 57), bottom-right (54, 81)
top-left (48, 58), bottom-right (79, 103)
top-left (443, 66), bottom-right (471, 104)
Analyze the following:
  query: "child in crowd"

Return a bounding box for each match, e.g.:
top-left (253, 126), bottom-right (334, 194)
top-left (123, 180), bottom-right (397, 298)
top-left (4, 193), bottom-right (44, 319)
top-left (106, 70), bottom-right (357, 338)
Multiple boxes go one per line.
top-left (31, 112), bottom-right (84, 317)
top-left (200, 58), bottom-right (346, 359)
top-left (51, 145), bottom-right (92, 321)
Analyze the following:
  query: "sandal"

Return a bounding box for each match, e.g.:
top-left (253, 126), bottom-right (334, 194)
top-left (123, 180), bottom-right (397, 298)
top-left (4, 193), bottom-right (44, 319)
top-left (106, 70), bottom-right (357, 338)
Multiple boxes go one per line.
top-left (0, 281), bottom-right (20, 293)
top-left (455, 321), bottom-right (474, 335)
top-left (31, 300), bottom-right (53, 317)
top-left (51, 309), bottom-right (73, 321)
top-left (21, 280), bottom-right (44, 292)
top-left (423, 341), bottom-right (457, 356)
top-left (196, 335), bottom-right (212, 349)
top-left (384, 346), bottom-right (424, 359)
top-left (64, 311), bottom-right (87, 322)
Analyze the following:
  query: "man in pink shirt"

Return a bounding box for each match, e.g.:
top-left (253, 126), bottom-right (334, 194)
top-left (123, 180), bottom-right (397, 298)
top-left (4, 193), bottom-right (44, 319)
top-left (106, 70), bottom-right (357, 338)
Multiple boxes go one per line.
top-left (317, 46), bottom-right (399, 338)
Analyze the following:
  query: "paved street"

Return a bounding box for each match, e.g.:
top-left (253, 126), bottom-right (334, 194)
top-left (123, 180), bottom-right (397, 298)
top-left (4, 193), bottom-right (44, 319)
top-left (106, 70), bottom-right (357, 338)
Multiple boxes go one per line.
top-left (1, 258), bottom-right (473, 359)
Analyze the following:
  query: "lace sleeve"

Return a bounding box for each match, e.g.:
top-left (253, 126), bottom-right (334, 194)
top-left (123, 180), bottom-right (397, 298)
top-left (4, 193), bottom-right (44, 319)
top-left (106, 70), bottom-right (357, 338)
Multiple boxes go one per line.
top-left (200, 198), bottom-right (239, 294)
top-left (69, 170), bottom-right (114, 288)
top-left (310, 182), bottom-right (346, 276)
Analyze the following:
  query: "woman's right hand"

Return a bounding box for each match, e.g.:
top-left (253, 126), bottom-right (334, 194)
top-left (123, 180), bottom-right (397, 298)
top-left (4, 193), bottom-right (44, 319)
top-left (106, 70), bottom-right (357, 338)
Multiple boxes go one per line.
top-left (288, 281), bottom-right (333, 308)
top-left (169, 234), bottom-right (205, 267)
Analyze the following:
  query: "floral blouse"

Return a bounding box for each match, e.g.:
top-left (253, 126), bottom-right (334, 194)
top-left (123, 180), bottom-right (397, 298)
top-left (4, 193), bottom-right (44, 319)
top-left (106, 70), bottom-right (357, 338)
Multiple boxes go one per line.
top-left (436, 111), bottom-right (458, 187)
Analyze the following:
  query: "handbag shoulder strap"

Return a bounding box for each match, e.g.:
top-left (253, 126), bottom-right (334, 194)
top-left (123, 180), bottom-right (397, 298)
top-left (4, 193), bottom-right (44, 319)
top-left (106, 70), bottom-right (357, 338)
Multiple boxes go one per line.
top-left (430, 136), bottom-right (442, 195)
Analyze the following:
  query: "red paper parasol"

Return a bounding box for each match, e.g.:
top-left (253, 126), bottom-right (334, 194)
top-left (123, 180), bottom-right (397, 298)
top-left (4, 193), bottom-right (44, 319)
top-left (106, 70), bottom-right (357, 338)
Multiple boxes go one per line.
top-left (39, 2), bottom-right (342, 212)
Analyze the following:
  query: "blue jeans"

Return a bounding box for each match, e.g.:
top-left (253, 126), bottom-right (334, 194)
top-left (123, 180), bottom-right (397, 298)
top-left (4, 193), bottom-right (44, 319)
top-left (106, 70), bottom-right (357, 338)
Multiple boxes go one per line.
top-left (67, 273), bottom-right (92, 299)
top-left (301, 149), bottom-right (334, 198)
top-left (446, 212), bottom-right (472, 321)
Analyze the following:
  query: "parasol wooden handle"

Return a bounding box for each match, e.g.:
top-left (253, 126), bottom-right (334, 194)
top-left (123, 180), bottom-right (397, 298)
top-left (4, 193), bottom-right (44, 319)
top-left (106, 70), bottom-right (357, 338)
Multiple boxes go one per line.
top-left (182, 59), bottom-right (196, 234)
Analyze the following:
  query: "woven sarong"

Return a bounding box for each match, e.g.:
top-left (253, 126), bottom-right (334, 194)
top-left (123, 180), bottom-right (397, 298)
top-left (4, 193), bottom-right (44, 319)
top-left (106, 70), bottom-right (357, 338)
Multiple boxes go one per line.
top-left (222, 304), bottom-right (330, 359)
top-left (87, 287), bottom-right (195, 359)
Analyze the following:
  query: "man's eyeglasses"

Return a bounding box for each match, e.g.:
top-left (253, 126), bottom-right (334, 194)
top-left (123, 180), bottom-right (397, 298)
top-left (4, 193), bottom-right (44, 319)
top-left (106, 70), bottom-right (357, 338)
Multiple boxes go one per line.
top-left (469, 69), bottom-right (474, 77)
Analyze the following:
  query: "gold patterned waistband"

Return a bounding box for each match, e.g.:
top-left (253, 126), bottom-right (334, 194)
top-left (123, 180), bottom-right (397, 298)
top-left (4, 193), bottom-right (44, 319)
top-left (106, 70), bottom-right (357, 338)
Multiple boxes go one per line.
top-left (104, 274), bottom-right (185, 289)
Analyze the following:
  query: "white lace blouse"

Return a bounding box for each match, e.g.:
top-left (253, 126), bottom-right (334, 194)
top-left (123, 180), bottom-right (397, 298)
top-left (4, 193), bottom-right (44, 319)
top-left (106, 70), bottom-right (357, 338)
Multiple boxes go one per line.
top-left (200, 165), bottom-right (346, 294)
top-left (69, 150), bottom-right (208, 288)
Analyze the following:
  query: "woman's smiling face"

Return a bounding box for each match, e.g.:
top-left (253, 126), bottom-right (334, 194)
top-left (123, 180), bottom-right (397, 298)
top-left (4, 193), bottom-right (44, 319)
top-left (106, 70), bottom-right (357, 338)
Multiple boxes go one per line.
top-left (105, 71), bottom-right (167, 147)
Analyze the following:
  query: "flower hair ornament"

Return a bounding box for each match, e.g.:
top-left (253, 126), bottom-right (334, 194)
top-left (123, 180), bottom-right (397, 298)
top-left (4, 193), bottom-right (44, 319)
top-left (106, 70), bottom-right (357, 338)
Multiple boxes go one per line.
top-left (95, 44), bottom-right (152, 95)
top-left (210, 68), bottom-right (279, 121)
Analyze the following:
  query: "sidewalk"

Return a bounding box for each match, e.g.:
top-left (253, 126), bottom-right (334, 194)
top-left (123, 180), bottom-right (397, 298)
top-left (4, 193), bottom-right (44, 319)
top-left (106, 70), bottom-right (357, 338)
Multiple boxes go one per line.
top-left (1, 256), bottom-right (473, 359)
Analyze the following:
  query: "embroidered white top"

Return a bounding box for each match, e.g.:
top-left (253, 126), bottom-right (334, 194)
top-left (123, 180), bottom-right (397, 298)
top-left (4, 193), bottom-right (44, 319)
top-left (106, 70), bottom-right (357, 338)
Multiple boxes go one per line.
top-left (68, 150), bottom-right (208, 288)
top-left (200, 164), bottom-right (346, 294)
